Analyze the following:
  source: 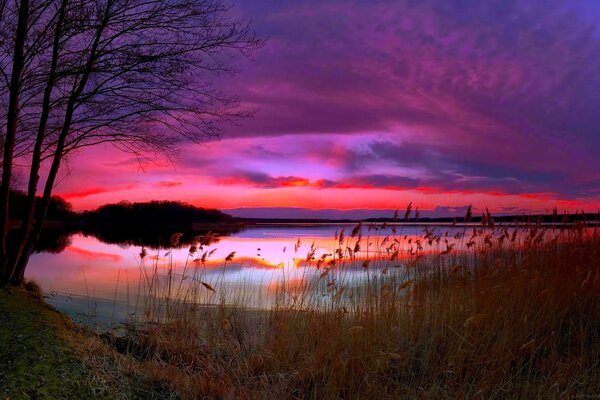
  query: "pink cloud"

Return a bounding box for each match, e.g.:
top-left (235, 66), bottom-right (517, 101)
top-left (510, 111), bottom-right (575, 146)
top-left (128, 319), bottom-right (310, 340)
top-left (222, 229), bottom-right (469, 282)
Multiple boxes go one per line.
top-left (60, 184), bottom-right (138, 200)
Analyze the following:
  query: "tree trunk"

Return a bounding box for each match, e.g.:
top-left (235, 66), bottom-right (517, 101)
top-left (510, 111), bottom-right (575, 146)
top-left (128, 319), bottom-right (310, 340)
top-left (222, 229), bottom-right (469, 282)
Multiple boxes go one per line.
top-left (8, 0), bottom-right (67, 284)
top-left (11, 3), bottom-right (108, 284)
top-left (0, 0), bottom-right (30, 286)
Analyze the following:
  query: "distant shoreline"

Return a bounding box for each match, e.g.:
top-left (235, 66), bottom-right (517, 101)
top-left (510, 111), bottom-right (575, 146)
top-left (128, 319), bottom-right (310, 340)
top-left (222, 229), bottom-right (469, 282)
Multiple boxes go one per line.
top-left (8, 213), bottom-right (600, 231)
top-left (240, 212), bottom-right (600, 227)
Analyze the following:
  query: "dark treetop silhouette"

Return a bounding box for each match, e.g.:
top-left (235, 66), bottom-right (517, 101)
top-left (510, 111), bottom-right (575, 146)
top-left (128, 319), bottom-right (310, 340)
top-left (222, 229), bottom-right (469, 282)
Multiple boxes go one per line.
top-left (0, 0), bottom-right (261, 285)
top-left (78, 200), bottom-right (241, 248)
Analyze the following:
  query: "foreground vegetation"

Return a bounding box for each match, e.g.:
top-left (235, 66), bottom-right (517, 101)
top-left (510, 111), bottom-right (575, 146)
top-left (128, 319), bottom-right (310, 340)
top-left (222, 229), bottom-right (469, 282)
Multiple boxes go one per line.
top-left (3, 213), bottom-right (600, 399)
top-left (0, 285), bottom-right (181, 398)
top-left (102, 216), bottom-right (600, 399)
top-left (0, 286), bottom-right (101, 398)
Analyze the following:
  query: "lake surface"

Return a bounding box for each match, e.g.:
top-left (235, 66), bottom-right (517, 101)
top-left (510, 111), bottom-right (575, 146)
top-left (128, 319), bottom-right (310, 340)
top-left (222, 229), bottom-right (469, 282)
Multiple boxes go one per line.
top-left (26, 222), bottom-right (547, 325)
top-left (25, 223), bottom-right (464, 322)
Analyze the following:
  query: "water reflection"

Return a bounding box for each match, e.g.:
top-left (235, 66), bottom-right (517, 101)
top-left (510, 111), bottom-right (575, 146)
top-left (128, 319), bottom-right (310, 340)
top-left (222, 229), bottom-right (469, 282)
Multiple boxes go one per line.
top-left (7, 227), bottom-right (73, 254)
top-left (78, 225), bottom-right (241, 248)
top-left (25, 223), bottom-right (558, 323)
top-left (26, 224), bottom-right (433, 317)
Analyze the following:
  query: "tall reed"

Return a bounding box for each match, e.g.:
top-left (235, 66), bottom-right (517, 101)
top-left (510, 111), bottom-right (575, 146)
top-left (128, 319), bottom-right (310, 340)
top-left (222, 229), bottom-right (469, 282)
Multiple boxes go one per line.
top-left (102, 212), bottom-right (600, 399)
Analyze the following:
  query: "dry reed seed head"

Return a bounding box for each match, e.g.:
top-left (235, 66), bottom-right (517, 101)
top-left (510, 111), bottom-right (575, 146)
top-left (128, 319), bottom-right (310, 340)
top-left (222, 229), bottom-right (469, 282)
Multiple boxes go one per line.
top-left (333, 286), bottom-right (347, 301)
top-left (450, 265), bottom-right (461, 274)
top-left (201, 282), bottom-right (216, 292)
top-left (221, 319), bottom-right (232, 332)
top-left (440, 244), bottom-right (455, 255)
top-left (485, 207), bottom-right (495, 227)
top-left (581, 271), bottom-right (593, 289)
top-left (520, 339), bottom-right (536, 352)
top-left (198, 252), bottom-right (208, 263)
top-left (170, 233), bottom-right (183, 247)
top-left (404, 202), bottom-right (413, 220)
top-left (380, 351), bottom-right (403, 360)
top-left (306, 242), bottom-right (317, 261)
top-left (225, 251), bottom-right (236, 262)
top-left (399, 279), bottom-right (414, 290)
top-left (189, 245), bottom-right (197, 254)
top-left (463, 313), bottom-right (487, 329)
top-left (351, 222), bottom-right (362, 238)
top-left (140, 247), bottom-right (147, 259)
top-left (465, 205), bottom-right (473, 223)
top-left (348, 325), bottom-right (365, 334)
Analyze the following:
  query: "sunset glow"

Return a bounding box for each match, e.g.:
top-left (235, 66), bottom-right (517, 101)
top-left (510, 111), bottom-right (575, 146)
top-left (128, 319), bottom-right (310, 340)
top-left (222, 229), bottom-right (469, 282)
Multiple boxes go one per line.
top-left (39, 0), bottom-right (600, 216)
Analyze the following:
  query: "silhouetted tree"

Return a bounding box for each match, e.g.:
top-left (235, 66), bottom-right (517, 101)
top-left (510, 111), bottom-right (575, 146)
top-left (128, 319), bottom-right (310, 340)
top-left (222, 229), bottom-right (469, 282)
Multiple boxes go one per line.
top-left (0, 0), bottom-right (261, 285)
top-left (8, 191), bottom-right (74, 222)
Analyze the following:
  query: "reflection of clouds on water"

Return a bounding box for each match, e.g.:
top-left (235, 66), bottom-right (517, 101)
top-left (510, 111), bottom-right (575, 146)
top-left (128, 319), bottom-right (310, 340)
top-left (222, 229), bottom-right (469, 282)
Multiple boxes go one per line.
top-left (65, 246), bottom-right (124, 262)
top-left (26, 224), bottom-right (541, 316)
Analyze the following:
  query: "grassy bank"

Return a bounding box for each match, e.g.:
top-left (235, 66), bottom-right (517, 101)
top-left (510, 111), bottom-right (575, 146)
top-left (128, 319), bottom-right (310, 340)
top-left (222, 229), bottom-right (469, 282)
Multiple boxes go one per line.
top-left (0, 286), bottom-right (168, 399)
top-left (0, 286), bottom-right (103, 398)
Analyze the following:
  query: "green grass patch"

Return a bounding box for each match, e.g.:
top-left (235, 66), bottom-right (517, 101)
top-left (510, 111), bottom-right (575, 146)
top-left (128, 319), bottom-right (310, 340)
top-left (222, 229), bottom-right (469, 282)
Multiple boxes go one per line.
top-left (0, 286), bottom-right (102, 399)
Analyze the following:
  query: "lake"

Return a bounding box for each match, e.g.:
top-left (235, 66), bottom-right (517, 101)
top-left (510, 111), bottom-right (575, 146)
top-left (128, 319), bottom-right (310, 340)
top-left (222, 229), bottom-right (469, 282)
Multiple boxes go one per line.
top-left (23, 223), bottom-right (517, 325)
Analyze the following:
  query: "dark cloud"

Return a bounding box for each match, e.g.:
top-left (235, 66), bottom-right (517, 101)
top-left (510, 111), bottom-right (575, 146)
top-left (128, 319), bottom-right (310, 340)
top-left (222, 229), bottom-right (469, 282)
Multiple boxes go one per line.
top-left (211, 168), bottom-right (539, 198)
top-left (212, 0), bottom-right (600, 202)
top-left (323, 138), bottom-right (595, 199)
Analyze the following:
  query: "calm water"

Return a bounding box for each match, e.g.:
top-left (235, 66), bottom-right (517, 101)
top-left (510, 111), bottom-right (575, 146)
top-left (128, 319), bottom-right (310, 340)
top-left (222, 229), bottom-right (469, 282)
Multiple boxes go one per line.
top-left (23, 223), bottom-right (484, 323)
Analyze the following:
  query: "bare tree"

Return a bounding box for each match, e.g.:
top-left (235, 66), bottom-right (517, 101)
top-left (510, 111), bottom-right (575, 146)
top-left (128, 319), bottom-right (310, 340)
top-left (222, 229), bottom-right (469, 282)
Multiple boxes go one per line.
top-left (0, 0), bottom-right (261, 286)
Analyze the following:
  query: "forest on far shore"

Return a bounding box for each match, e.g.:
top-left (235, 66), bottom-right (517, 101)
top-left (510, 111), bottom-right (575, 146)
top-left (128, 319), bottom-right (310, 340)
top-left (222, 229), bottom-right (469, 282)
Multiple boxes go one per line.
top-left (8, 191), bottom-right (236, 229)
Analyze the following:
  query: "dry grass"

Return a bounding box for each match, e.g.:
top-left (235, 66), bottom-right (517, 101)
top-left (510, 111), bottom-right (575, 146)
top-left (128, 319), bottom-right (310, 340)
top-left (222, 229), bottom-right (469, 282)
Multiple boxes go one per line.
top-left (99, 214), bottom-right (600, 399)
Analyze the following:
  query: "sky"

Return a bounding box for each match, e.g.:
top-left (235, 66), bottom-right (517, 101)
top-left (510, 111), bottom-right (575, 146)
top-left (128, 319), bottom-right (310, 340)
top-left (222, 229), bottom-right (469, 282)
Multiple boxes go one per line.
top-left (51, 0), bottom-right (600, 218)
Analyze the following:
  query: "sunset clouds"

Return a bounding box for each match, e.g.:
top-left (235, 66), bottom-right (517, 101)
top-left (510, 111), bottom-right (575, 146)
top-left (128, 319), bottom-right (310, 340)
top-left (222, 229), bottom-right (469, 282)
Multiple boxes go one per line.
top-left (51, 0), bottom-right (600, 216)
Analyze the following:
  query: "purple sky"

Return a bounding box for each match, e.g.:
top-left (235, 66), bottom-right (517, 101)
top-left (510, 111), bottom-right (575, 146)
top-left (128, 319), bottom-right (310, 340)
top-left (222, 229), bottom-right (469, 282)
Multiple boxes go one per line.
top-left (55, 0), bottom-right (600, 217)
